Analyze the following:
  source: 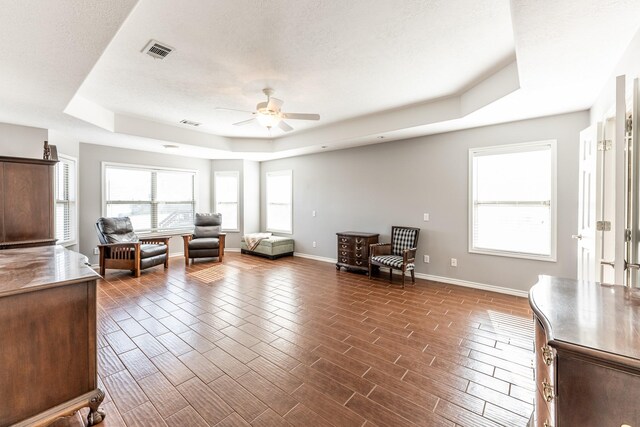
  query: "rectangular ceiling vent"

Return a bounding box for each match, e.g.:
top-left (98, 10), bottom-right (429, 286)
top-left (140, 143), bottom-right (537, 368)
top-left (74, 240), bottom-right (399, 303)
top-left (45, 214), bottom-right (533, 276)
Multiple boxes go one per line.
top-left (142, 39), bottom-right (174, 59)
top-left (179, 119), bottom-right (201, 127)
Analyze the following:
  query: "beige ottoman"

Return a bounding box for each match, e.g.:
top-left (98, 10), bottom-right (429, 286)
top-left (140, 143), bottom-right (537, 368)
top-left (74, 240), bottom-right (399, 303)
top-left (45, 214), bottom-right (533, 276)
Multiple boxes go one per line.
top-left (240, 235), bottom-right (294, 259)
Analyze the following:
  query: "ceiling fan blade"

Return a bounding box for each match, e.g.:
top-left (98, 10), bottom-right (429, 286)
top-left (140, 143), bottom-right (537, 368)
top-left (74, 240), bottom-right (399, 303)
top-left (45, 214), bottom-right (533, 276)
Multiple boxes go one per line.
top-left (233, 118), bottom-right (257, 126)
top-left (215, 107), bottom-right (254, 114)
top-left (278, 121), bottom-right (294, 132)
top-left (267, 97), bottom-right (284, 111)
top-left (282, 113), bottom-right (320, 121)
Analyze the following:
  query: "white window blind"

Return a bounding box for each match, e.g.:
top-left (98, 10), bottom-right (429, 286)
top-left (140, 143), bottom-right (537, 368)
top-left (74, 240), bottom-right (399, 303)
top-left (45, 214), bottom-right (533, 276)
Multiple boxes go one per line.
top-left (266, 170), bottom-right (292, 234)
top-left (55, 155), bottom-right (76, 245)
top-left (103, 164), bottom-right (196, 232)
top-left (214, 171), bottom-right (239, 231)
top-left (469, 141), bottom-right (556, 260)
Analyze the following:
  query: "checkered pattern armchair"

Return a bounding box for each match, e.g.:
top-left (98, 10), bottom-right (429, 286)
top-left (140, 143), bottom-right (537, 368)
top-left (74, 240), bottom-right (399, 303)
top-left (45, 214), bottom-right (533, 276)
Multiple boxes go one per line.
top-left (369, 226), bottom-right (420, 288)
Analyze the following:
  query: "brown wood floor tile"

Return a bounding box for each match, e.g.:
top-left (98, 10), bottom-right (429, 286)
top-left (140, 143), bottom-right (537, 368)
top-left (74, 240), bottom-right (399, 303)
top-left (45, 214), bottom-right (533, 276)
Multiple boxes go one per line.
top-left (177, 377), bottom-right (234, 425)
top-left (137, 372), bottom-right (189, 418)
top-left (95, 254), bottom-right (533, 427)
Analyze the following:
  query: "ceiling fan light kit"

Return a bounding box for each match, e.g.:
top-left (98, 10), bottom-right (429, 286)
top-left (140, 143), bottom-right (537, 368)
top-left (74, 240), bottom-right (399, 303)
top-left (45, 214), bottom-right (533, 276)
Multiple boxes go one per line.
top-left (223, 88), bottom-right (320, 132)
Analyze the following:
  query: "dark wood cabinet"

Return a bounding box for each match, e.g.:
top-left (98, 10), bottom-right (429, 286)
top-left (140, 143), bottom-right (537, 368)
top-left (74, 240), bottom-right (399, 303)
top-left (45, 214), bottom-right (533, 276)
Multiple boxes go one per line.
top-left (0, 156), bottom-right (56, 248)
top-left (0, 246), bottom-right (104, 427)
top-left (529, 276), bottom-right (640, 427)
top-left (336, 231), bottom-right (378, 273)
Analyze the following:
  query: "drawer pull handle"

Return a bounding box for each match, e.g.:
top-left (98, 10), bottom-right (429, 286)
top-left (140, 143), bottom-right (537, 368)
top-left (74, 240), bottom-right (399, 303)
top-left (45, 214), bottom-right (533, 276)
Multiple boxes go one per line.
top-left (356, 239), bottom-right (363, 243)
top-left (356, 261), bottom-right (362, 265)
top-left (340, 238), bottom-right (347, 242)
top-left (341, 251), bottom-right (347, 256)
top-left (542, 380), bottom-right (554, 402)
top-left (356, 254), bottom-right (361, 258)
top-left (541, 345), bottom-right (554, 365)
top-left (341, 245), bottom-right (347, 249)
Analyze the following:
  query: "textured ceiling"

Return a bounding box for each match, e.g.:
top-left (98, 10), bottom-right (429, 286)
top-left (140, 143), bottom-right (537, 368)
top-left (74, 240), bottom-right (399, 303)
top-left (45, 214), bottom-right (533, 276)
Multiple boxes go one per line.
top-left (0, 0), bottom-right (639, 160)
top-left (77, 0), bottom-right (514, 137)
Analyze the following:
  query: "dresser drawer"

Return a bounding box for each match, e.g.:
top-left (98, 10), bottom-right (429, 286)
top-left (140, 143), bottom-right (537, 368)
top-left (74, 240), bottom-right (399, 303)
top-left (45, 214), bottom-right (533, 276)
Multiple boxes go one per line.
top-left (535, 387), bottom-right (554, 427)
top-left (337, 242), bottom-right (354, 252)
top-left (337, 235), bottom-right (355, 245)
top-left (535, 319), bottom-right (554, 388)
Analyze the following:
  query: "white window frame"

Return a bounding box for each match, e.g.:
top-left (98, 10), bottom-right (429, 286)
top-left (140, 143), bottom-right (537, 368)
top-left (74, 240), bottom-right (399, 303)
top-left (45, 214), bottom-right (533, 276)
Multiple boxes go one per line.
top-left (102, 162), bottom-right (199, 234)
top-left (266, 170), bottom-right (293, 234)
top-left (468, 140), bottom-right (557, 261)
top-left (214, 171), bottom-right (240, 232)
top-left (54, 154), bottom-right (77, 246)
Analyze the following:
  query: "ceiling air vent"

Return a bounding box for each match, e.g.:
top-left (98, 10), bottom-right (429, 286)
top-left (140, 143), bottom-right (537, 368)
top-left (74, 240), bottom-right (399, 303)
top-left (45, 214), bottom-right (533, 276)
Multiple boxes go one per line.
top-left (179, 119), bottom-right (201, 127)
top-left (142, 39), bottom-right (174, 59)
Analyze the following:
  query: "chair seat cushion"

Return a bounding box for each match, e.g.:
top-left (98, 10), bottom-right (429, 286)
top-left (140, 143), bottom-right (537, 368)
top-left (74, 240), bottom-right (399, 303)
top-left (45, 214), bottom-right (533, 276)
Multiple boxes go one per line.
top-left (140, 244), bottom-right (167, 259)
top-left (189, 237), bottom-right (220, 250)
top-left (371, 255), bottom-right (415, 270)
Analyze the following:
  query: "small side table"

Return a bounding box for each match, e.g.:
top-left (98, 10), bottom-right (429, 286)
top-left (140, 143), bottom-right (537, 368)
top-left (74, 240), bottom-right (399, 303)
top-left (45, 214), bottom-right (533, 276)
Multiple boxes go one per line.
top-left (336, 231), bottom-right (379, 273)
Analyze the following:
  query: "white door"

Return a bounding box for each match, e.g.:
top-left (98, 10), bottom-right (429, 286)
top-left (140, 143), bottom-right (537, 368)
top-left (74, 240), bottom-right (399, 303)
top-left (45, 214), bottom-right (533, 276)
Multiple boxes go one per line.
top-left (576, 123), bottom-right (601, 282)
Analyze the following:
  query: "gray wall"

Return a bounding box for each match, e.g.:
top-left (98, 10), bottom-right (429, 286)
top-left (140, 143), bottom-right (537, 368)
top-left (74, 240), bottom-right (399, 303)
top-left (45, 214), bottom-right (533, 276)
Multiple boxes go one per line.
top-left (211, 160), bottom-right (244, 248)
top-left (243, 160), bottom-right (260, 235)
top-left (0, 122), bottom-right (48, 158)
top-left (79, 143), bottom-right (212, 263)
top-left (261, 111), bottom-right (589, 292)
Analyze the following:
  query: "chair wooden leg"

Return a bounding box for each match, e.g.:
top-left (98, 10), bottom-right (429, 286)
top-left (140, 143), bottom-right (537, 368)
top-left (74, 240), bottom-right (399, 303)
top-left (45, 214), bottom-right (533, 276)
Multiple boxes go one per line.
top-left (402, 269), bottom-right (405, 288)
top-left (389, 268), bottom-right (393, 283)
top-left (164, 256), bottom-right (169, 269)
top-left (411, 269), bottom-right (415, 284)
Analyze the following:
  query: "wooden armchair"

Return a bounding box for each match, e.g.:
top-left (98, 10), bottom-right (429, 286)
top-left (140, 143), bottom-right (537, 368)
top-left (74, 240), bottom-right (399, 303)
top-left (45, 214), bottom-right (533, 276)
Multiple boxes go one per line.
top-left (182, 213), bottom-right (226, 265)
top-left (369, 226), bottom-right (420, 288)
top-left (96, 217), bottom-right (170, 278)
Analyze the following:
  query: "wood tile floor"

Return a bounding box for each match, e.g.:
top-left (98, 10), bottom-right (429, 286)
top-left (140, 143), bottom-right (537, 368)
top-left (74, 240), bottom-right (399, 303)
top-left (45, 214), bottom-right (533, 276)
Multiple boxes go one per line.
top-left (94, 253), bottom-right (534, 427)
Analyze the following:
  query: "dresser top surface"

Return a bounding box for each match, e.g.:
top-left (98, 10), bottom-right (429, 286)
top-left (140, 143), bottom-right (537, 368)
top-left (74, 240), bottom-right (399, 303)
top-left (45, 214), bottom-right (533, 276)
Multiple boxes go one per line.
top-left (0, 245), bottom-right (99, 297)
top-left (336, 232), bottom-right (379, 237)
top-left (530, 275), bottom-right (640, 362)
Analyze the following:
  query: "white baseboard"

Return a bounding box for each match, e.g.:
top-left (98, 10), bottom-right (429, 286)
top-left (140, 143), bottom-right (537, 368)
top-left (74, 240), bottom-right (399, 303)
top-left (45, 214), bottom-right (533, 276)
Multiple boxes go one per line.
top-left (292, 252), bottom-right (527, 297)
top-left (293, 252), bottom-right (337, 264)
top-left (413, 272), bottom-right (528, 297)
top-left (225, 248), bottom-right (241, 253)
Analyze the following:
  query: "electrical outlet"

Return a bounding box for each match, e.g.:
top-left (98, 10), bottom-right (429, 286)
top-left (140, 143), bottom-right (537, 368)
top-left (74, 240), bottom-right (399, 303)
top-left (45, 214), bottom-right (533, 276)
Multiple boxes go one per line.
top-left (450, 258), bottom-right (457, 267)
top-left (94, 247), bottom-right (100, 255)
top-left (423, 213), bottom-right (430, 221)
top-left (423, 255), bottom-right (430, 263)
top-left (313, 241), bottom-right (317, 248)
top-left (312, 210), bottom-right (316, 217)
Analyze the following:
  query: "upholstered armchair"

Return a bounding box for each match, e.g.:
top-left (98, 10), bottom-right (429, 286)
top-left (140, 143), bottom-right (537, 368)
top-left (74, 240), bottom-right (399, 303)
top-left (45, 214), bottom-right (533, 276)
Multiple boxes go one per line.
top-left (369, 226), bottom-right (420, 288)
top-left (95, 217), bottom-right (170, 278)
top-left (182, 213), bottom-right (226, 265)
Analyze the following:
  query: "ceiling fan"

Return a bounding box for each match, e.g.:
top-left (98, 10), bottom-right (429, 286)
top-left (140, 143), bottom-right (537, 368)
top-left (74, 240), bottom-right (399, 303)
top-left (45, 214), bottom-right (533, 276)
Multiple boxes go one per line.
top-left (217, 88), bottom-right (320, 132)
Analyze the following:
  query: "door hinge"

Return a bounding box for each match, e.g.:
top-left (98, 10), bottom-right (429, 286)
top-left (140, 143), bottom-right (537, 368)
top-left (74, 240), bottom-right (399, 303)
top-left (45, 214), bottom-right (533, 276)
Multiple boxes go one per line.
top-left (597, 140), bottom-right (612, 151)
top-left (626, 113), bottom-right (632, 134)
top-left (625, 228), bottom-right (632, 241)
top-left (596, 221), bottom-right (611, 231)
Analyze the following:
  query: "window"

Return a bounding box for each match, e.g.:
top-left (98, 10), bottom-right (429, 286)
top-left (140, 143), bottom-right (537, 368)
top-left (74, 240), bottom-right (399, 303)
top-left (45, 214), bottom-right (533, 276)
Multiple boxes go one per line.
top-left (266, 170), bottom-right (292, 234)
top-left (103, 163), bottom-right (197, 232)
top-left (55, 155), bottom-right (77, 245)
top-left (469, 140), bottom-right (556, 260)
top-left (214, 171), bottom-right (239, 231)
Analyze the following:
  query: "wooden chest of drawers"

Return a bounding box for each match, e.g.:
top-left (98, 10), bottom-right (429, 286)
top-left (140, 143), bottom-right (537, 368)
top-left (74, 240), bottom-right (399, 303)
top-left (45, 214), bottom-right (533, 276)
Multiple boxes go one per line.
top-left (530, 276), bottom-right (640, 427)
top-left (335, 231), bottom-right (378, 273)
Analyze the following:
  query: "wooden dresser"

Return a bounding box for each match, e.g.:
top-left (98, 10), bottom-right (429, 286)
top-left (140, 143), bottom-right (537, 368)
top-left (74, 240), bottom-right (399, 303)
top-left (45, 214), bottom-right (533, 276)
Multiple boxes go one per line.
top-left (529, 275), bottom-right (640, 427)
top-left (336, 231), bottom-right (379, 273)
top-left (0, 246), bottom-right (104, 427)
top-left (0, 156), bottom-right (57, 249)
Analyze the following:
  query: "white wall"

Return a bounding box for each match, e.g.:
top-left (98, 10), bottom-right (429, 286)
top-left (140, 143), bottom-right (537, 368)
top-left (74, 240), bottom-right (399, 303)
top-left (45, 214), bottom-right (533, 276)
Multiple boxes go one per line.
top-left (79, 143), bottom-right (212, 263)
top-left (261, 111), bottom-right (589, 293)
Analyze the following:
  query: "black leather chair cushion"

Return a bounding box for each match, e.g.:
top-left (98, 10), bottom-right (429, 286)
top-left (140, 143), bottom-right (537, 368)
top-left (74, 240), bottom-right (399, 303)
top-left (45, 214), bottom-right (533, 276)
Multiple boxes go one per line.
top-left (194, 213), bottom-right (222, 238)
top-left (97, 217), bottom-right (139, 244)
top-left (189, 237), bottom-right (219, 250)
top-left (140, 254), bottom-right (166, 269)
top-left (140, 244), bottom-right (167, 259)
top-left (188, 249), bottom-right (219, 258)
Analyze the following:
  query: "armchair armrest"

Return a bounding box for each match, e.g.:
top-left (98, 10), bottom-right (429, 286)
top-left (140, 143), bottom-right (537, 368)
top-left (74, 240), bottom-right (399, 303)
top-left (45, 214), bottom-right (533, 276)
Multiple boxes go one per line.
top-left (370, 242), bottom-right (391, 257)
top-left (403, 247), bottom-right (418, 263)
top-left (140, 236), bottom-right (171, 245)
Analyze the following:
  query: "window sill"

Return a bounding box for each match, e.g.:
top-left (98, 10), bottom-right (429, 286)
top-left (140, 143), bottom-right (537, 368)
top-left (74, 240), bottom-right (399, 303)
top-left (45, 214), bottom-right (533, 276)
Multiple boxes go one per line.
top-left (469, 247), bottom-right (556, 262)
top-left (222, 229), bottom-right (240, 233)
top-left (266, 229), bottom-right (293, 235)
